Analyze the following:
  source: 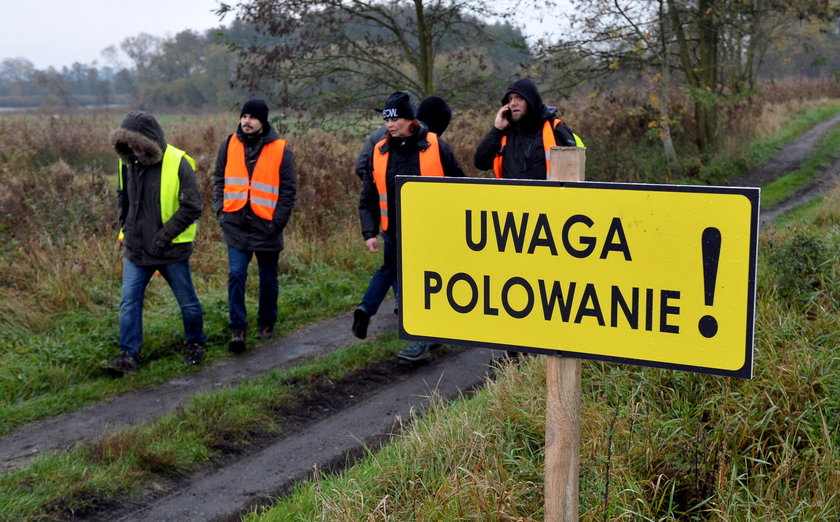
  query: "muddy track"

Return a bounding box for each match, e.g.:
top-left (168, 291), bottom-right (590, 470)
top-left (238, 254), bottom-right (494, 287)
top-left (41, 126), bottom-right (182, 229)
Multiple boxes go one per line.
top-left (3, 115), bottom-right (840, 520)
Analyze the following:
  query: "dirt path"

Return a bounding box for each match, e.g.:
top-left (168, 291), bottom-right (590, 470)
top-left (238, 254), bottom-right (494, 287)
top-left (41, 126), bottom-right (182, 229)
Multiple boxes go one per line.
top-left (3, 114), bottom-right (839, 520)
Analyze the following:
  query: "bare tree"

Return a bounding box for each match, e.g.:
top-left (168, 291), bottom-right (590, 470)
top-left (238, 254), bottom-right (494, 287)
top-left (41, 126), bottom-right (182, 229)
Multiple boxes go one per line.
top-left (216, 0), bottom-right (546, 113)
top-left (546, 0), bottom-right (838, 153)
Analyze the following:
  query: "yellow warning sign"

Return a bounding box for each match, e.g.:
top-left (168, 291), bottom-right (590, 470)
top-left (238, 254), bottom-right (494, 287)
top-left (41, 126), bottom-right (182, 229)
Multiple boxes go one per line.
top-left (397, 177), bottom-right (759, 378)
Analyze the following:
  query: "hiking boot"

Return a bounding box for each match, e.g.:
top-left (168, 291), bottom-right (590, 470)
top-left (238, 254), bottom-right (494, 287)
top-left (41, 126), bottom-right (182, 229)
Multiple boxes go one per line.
top-left (229, 331), bottom-right (246, 354)
top-left (397, 341), bottom-right (441, 362)
top-left (352, 308), bottom-right (370, 339)
top-left (255, 325), bottom-right (274, 339)
top-left (104, 351), bottom-right (140, 376)
top-left (184, 341), bottom-right (205, 365)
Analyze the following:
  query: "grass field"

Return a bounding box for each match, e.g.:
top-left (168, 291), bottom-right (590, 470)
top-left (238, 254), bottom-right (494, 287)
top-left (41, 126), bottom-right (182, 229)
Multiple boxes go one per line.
top-left (0, 80), bottom-right (838, 518)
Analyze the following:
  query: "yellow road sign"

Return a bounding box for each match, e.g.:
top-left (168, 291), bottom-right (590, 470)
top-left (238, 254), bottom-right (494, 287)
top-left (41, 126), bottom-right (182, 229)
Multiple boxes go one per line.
top-left (397, 177), bottom-right (759, 378)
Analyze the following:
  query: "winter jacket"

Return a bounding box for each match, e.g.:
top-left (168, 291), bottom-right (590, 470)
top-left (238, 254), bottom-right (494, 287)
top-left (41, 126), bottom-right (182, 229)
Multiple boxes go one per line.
top-left (355, 125), bottom-right (388, 180)
top-left (212, 123), bottom-right (297, 252)
top-left (359, 123), bottom-right (465, 240)
top-left (474, 78), bottom-right (579, 180)
top-left (112, 110), bottom-right (203, 267)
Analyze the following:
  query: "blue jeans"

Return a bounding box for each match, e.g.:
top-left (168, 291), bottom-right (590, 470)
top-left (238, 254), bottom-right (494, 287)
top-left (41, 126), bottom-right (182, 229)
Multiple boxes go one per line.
top-left (228, 246), bottom-right (280, 332)
top-left (119, 258), bottom-right (206, 357)
top-left (360, 232), bottom-right (398, 316)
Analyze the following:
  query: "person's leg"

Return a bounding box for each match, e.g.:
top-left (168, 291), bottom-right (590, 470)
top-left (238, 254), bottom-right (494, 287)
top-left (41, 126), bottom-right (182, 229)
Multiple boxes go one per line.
top-left (254, 250), bottom-right (280, 334)
top-left (227, 245), bottom-right (253, 333)
top-left (354, 232), bottom-right (397, 339)
top-left (158, 259), bottom-right (206, 345)
top-left (118, 258), bottom-right (155, 360)
top-left (359, 232), bottom-right (397, 316)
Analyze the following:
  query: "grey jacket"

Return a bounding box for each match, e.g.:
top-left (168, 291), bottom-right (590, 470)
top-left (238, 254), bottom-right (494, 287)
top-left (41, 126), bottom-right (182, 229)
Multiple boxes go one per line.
top-left (111, 110), bottom-right (203, 266)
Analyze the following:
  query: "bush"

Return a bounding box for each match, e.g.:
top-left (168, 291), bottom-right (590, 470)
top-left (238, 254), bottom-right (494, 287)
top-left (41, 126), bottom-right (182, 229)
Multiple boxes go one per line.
top-left (765, 232), bottom-right (832, 304)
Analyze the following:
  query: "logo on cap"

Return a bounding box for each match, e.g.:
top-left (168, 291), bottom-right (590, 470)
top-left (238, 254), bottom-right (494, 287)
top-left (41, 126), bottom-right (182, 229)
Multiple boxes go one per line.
top-left (382, 108), bottom-right (399, 119)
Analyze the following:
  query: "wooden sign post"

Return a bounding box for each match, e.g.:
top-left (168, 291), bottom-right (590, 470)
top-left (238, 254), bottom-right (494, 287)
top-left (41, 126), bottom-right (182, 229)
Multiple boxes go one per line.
top-left (544, 146), bottom-right (585, 520)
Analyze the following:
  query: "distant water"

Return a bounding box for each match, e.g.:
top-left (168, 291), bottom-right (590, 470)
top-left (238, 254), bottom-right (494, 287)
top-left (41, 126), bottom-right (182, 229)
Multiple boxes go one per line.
top-left (0, 103), bottom-right (129, 112)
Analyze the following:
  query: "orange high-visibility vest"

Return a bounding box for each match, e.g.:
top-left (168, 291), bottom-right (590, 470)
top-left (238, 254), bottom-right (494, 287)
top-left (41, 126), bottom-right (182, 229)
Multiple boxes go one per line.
top-left (372, 132), bottom-right (444, 231)
top-left (493, 119), bottom-right (584, 178)
top-left (223, 135), bottom-right (286, 220)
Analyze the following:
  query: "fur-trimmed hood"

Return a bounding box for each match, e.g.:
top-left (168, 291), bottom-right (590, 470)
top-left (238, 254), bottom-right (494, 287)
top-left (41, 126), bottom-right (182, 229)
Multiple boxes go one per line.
top-left (110, 110), bottom-right (167, 166)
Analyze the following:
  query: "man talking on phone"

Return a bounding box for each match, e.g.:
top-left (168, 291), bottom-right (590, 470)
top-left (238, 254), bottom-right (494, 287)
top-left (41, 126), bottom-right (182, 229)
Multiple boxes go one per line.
top-left (474, 78), bottom-right (583, 180)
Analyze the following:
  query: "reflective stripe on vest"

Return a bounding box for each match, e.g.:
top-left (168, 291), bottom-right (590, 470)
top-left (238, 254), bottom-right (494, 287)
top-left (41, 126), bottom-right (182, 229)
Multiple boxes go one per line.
top-left (493, 120), bottom-right (584, 178)
top-left (117, 145), bottom-right (197, 243)
top-left (223, 135), bottom-right (285, 220)
top-left (372, 132), bottom-right (444, 232)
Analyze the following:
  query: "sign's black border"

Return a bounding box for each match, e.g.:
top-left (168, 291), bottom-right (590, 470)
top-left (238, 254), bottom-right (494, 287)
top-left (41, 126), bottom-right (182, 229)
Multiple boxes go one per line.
top-left (395, 176), bottom-right (760, 379)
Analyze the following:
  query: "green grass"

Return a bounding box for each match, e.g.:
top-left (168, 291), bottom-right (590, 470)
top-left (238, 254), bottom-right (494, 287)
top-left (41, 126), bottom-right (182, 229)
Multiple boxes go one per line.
top-left (2, 98), bottom-right (840, 519)
top-left (696, 104), bottom-right (840, 186)
top-left (0, 247), bottom-right (377, 437)
top-left (760, 121), bottom-right (840, 208)
top-left (0, 332), bottom-right (409, 519)
top-left (248, 189), bottom-right (840, 521)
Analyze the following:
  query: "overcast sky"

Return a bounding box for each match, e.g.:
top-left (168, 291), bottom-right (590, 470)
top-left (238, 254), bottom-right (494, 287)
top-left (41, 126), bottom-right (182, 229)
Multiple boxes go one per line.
top-left (0, 0), bottom-right (567, 71)
top-left (0, 0), bottom-right (224, 69)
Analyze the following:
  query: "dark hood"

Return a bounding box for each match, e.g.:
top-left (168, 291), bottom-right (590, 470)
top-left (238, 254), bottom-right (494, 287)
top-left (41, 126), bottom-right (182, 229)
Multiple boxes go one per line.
top-left (110, 110), bottom-right (167, 166)
top-left (502, 78), bottom-right (546, 133)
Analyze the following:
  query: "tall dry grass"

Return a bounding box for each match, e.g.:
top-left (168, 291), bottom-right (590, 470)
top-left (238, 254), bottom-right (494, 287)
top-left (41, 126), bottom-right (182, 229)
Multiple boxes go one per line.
top-left (1, 76), bottom-right (837, 333)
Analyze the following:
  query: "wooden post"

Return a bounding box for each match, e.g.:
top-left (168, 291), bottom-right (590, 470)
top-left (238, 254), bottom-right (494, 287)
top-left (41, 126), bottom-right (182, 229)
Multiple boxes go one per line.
top-left (544, 146), bottom-right (585, 521)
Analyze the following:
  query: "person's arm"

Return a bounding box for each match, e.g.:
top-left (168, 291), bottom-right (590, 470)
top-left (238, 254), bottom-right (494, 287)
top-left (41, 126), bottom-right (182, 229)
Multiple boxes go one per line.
top-left (117, 163), bottom-right (128, 231)
top-left (358, 169), bottom-right (380, 241)
top-left (160, 156), bottom-right (203, 240)
top-left (212, 136), bottom-right (231, 217)
top-left (354, 125), bottom-right (385, 180)
top-left (474, 126), bottom-right (505, 171)
top-left (273, 146), bottom-right (297, 231)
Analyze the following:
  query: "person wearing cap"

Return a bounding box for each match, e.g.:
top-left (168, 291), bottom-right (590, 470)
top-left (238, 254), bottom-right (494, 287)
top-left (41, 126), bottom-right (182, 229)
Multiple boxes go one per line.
top-left (352, 95), bottom-right (454, 316)
top-left (353, 95), bottom-right (454, 180)
top-left (212, 98), bottom-right (298, 353)
top-left (106, 110), bottom-right (206, 375)
top-left (474, 77), bottom-right (584, 180)
top-left (352, 91), bottom-right (465, 362)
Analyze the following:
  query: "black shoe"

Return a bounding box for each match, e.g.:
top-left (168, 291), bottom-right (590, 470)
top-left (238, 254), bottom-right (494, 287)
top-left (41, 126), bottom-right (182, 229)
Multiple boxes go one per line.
top-left (229, 331), bottom-right (246, 354)
top-left (352, 308), bottom-right (369, 339)
top-left (255, 325), bottom-right (274, 339)
top-left (184, 341), bottom-right (205, 365)
top-left (103, 351), bottom-right (140, 376)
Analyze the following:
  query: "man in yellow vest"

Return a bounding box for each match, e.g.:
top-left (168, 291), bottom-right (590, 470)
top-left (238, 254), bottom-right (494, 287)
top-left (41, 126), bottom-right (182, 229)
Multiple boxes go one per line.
top-left (213, 99), bottom-right (298, 353)
top-left (106, 110), bottom-right (206, 375)
top-left (474, 78), bottom-right (583, 179)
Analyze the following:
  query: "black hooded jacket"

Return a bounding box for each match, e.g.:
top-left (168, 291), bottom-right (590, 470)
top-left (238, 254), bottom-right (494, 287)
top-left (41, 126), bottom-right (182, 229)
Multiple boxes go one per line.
top-left (212, 122), bottom-right (297, 252)
top-left (474, 78), bottom-right (578, 180)
top-left (358, 123), bottom-right (465, 240)
top-left (111, 110), bottom-right (203, 266)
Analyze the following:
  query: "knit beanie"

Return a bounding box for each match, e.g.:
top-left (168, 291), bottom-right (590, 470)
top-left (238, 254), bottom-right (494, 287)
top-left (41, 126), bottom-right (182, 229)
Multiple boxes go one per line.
top-left (417, 96), bottom-right (452, 136)
top-left (380, 91), bottom-right (416, 120)
top-left (240, 98), bottom-right (270, 128)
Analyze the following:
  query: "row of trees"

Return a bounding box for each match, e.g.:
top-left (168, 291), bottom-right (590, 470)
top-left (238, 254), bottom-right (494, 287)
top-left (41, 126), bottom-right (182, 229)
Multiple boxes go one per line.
top-left (2, 0), bottom-right (839, 154)
top-left (0, 24), bottom-right (245, 110)
top-left (218, 0), bottom-right (839, 153)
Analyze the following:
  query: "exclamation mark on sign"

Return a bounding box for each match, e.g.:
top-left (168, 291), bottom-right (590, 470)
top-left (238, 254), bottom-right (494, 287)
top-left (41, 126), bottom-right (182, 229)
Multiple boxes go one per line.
top-left (698, 227), bottom-right (721, 338)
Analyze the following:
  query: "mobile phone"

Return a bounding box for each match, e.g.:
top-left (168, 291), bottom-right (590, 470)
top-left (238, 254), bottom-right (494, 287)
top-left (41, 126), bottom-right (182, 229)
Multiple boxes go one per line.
top-left (503, 109), bottom-right (512, 122)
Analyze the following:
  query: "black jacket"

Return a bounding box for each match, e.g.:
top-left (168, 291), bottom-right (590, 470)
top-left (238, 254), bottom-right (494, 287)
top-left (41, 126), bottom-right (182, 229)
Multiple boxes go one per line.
top-left (212, 123), bottom-right (298, 252)
top-left (474, 78), bottom-right (577, 180)
top-left (359, 123), bottom-right (465, 240)
top-left (112, 110), bottom-right (202, 267)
